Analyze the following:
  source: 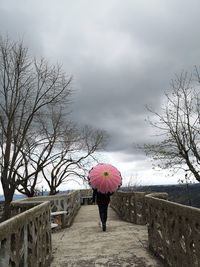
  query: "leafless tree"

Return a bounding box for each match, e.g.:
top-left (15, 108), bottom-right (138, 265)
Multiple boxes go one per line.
top-left (0, 37), bottom-right (72, 220)
top-left (144, 68), bottom-right (200, 183)
top-left (178, 172), bottom-right (195, 206)
top-left (15, 102), bottom-right (108, 196)
top-left (42, 126), bottom-right (108, 195)
top-left (15, 105), bottom-right (66, 197)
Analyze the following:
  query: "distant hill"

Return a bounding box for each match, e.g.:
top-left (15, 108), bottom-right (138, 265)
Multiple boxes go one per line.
top-left (0, 194), bottom-right (26, 201)
top-left (0, 190), bottom-right (73, 202)
top-left (1, 185), bottom-right (199, 208)
top-left (121, 183), bottom-right (200, 208)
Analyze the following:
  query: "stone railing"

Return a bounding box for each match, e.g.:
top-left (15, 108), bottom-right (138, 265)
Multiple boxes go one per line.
top-left (80, 189), bottom-right (93, 198)
top-left (20, 191), bottom-right (81, 228)
top-left (146, 193), bottom-right (200, 267)
top-left (80, 189), bottom-right (93, 205)
top-left (110, 191), bottom-right (149, 224)
top-left (0, 201), bottom-right (52, 267)
top-left (0, 191), bottom-right (81, 267)
top-left (2, 189), bottom-right (200, 266)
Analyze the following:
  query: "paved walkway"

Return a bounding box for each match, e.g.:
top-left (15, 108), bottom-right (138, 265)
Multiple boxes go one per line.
top-left (51, 205), bottom-right (163, 267)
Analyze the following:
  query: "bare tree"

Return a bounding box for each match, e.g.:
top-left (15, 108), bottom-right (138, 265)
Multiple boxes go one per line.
top-left (0, 37), bottom-right (72, 220)
top-left (16, 106), bottom-right (69, 197)
top-left (42, 126), bottom-right (108, 195)
top-left (144, 69), bottom-right (200, 182)
top-left (15, 101), bottom-right (108, 196)
top-left (178, 172), bottom-right (195, 206)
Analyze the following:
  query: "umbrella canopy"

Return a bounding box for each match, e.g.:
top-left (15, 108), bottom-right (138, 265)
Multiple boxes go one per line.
top-left (88, 163), bottom-right (122, 193)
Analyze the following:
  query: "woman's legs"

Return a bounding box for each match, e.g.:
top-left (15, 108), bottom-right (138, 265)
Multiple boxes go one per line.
top-left (98, 204), bottom-right (108, 231)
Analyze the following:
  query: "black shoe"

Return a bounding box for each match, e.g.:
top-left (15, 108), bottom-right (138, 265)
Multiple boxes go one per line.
top-left (102, 224), bottom-right (106, 231)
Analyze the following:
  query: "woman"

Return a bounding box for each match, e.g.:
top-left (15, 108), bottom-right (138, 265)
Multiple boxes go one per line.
top-left (92, 189), bottom-right (112, 231)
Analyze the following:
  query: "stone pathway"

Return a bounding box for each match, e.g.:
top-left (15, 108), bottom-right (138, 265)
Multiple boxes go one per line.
top-left (50, 205), bottom-right (163, 267)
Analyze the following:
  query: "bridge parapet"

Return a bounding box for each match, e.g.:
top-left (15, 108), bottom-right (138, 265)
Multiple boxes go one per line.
top-left (80, 189), bottom-right (93, 205)
top-left (0, 191), bottom-right (81, 267)
top-left (146, 193), bottom-right (200, 267)
top-left (80, 189), bottom-right (93, 197)
top-left (110, 191), bottom-right (149, 224)
top-left (0, 201), bottom-right (52, 267)
top-left (18, 191), bottom-right (81, 227)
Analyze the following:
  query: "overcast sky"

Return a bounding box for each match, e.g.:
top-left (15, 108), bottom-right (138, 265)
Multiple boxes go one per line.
top-left (1, 0), bottom-right (200, 188)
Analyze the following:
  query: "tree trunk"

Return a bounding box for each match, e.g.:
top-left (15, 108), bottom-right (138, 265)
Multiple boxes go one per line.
top-left (1, 197), bottom-right (13, 222)
top-left (49, 187), bottom-right (59, 195)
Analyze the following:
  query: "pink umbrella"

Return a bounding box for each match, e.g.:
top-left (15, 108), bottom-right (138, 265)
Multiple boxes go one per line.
top-left (88, 163), bottom-right (122, 193)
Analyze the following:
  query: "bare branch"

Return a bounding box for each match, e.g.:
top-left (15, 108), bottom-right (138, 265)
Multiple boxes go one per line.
top-left (144, 68), bottom-right (200, 182)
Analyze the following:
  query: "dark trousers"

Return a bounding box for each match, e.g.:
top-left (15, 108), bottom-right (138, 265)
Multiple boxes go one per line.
top-left (98, 204), bottom-right (108, 225)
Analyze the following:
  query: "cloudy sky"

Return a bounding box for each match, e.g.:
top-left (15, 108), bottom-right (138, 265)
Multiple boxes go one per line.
top-left (1, 0), bottom-right (200, 188)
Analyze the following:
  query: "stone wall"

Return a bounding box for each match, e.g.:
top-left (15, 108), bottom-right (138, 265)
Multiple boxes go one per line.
top-left (0, 191), bottom-right (81, 267)
top-left (146, 193), bottom-right (200, 267)
top-left (18, 191), bottom-right (81, 228)
top-left (110, 191), bottom-right (149, 224)
top-left (111, 190), bottom-right (200, 266)
top-left (3, 189), bottom-right (199, 266)
top-left (80, 189), bottom-right (93, 198)
top-left (80, 189), bottom-right (93, 205)
top-left (0, 201), bottom-right (52, 267)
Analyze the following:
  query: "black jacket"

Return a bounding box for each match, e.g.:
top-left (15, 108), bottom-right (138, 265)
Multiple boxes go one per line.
top-left (92, 189), bottom-right (113, 205)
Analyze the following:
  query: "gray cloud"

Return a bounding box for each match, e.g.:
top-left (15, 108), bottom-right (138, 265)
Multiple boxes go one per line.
top-left (1, 0), bottom-right (200, 183)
